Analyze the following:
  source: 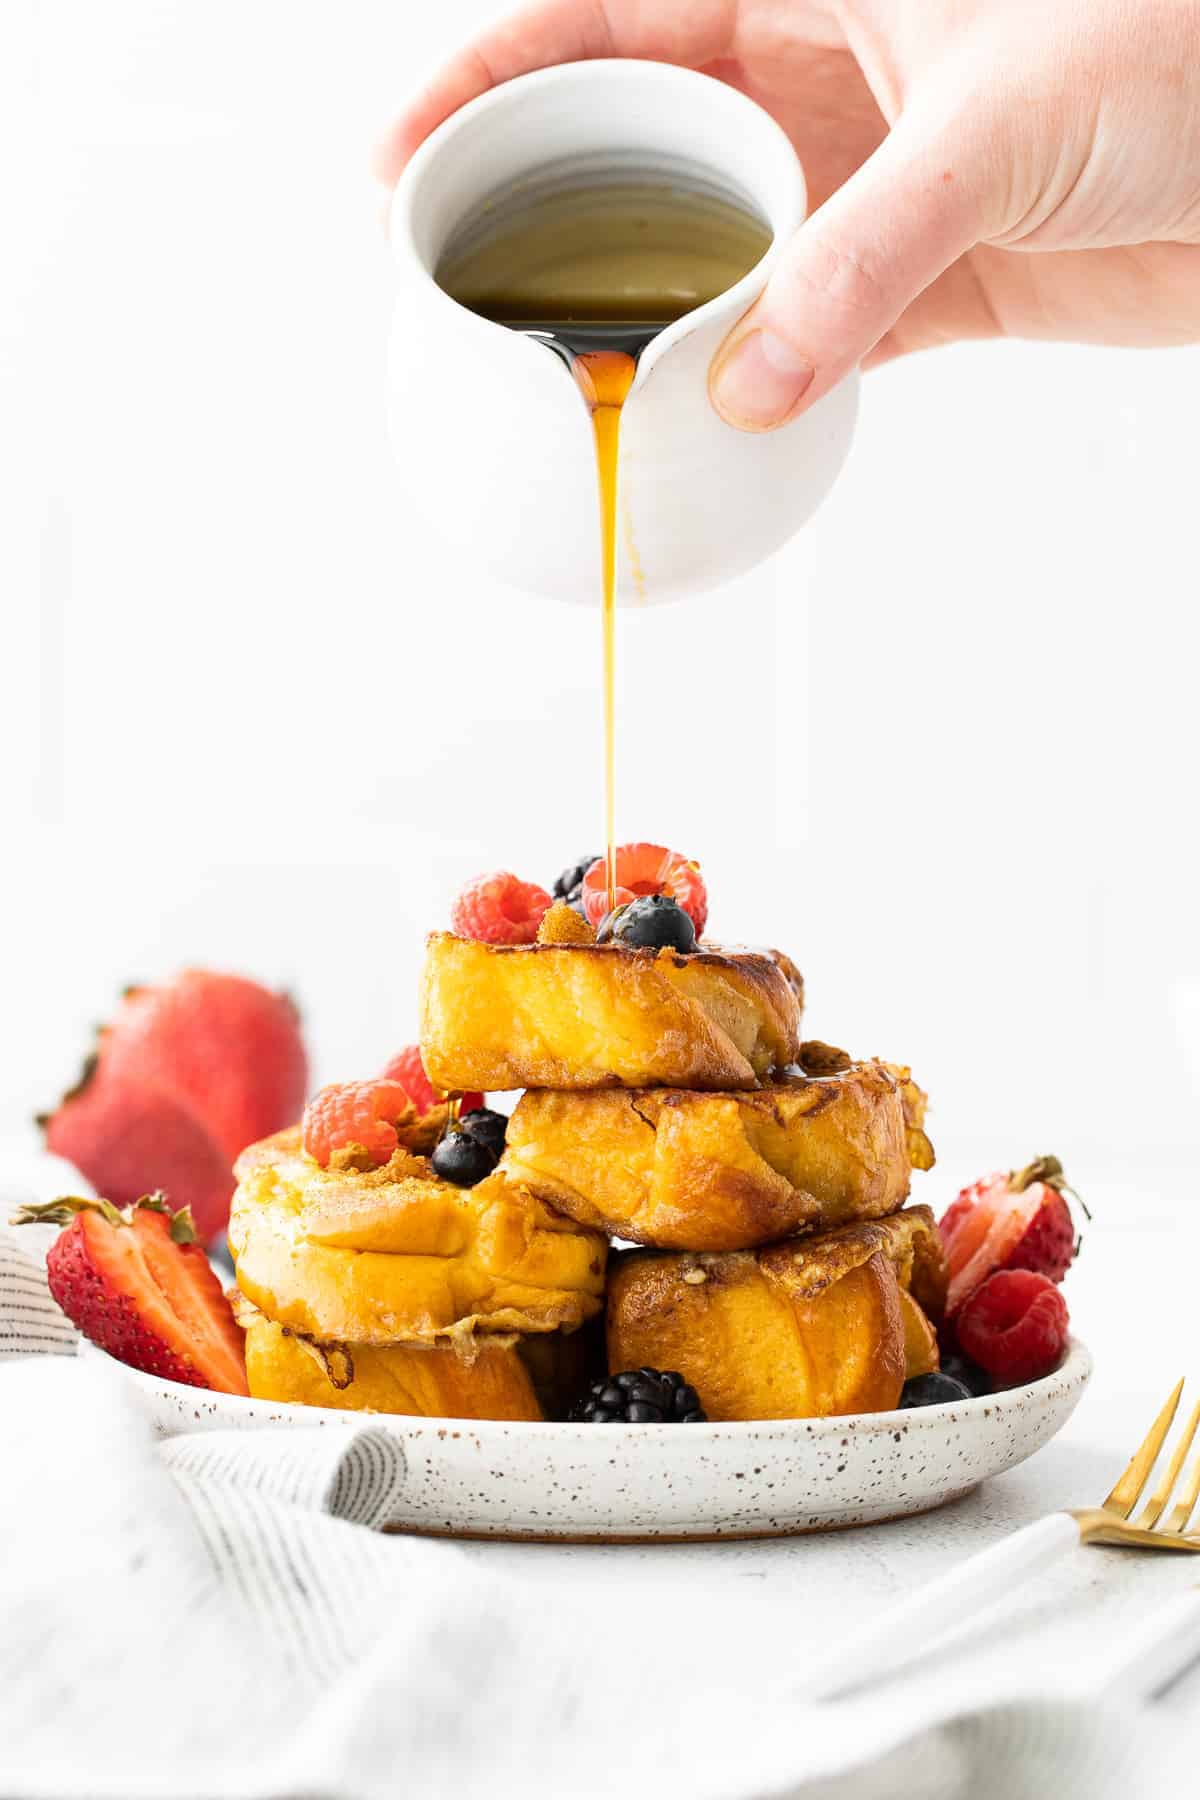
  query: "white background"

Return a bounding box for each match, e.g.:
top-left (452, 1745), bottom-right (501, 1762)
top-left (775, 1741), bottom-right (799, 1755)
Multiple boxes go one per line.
top-left (4, 0), bottom-right (1200, 1204)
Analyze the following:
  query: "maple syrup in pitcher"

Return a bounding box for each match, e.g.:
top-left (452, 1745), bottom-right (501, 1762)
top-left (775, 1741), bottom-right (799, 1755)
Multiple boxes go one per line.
top-left (436, 171), bottom-right (772, 907)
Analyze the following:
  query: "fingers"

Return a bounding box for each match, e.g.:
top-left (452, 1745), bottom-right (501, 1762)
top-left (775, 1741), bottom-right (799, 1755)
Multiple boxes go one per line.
top-left (374, 0), bottom-right (734, 187)
top-left (710, 110), bottom-right (996, 429)
top-left (862, 251), bottom-right (1006, 367)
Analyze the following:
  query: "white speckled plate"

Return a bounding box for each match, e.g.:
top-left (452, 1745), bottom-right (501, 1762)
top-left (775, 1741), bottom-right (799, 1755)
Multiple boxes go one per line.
top-left (96, 1338), bottom-right (1091, 1542)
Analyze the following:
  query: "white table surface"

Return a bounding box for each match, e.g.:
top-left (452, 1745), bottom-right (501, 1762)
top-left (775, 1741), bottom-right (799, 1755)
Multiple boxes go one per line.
top-left (6, 1135), bottom-right (1199, 1741)
top-left (437, 1161), bottom-right (1200, 1726)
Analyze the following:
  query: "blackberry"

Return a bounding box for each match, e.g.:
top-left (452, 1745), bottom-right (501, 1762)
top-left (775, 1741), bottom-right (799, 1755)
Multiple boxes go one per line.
top-left (899, 1372), bottom-right (973, 1409)
top-left (553, 855), bottom-right (601, 902)
top-left (457, 1107), bottom-right (507, 1161)
top-left (568, 1367), bottom-right (707, 1424)
top-left (431, 1128), bottom-right (496, 1187)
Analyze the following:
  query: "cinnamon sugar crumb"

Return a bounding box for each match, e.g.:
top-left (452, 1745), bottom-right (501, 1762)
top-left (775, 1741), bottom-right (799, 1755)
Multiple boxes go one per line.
top-left (327, 1141), bottom-right (378, 1174)
top-left (536, 900), bottom-right (596, 945)
top-left (798, 1040), bottom-right (852, 1076)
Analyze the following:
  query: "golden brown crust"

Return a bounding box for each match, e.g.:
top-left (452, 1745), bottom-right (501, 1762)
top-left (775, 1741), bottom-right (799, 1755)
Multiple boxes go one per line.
top-left (753, 1206), bottom-right (943, 1308)
top-left (503, 1061), bottom-right (934, 1251)
top-left (606, 1208), bottom-right (946, 1422)
top-left (419, 932), bottom-right (802, 1092)
top-left (228, 1127), bottom-right (607, 1347)
top-left (241, 1308), bottom-right (543, 1420)
top-left (881, 1063), bottom-right (936, 1174)
top-left (898, 1288), bottom-right (940, 1378)
top-left (700, 943), bottom-right (806, 1010)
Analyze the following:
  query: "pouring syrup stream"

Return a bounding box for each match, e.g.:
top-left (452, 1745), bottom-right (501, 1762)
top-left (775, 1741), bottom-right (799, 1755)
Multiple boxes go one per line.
top-left (433, 176), bottom-right (772, 916)
top-left (571, 349), bottom-right (636, 912)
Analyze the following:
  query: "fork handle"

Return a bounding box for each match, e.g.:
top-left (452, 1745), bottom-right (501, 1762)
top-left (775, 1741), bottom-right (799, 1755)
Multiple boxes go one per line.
top-left (803, 1511), bottom-right (1080, 1700)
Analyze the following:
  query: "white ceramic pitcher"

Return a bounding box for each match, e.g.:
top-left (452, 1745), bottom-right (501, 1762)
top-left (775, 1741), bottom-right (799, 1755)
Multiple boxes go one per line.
top-left (387, 59), bottom-right (858, 606)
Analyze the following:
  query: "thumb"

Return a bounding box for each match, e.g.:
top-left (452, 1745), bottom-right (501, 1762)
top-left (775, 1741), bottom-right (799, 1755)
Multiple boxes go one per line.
top-left (709, 112), bottom-right (993, 430)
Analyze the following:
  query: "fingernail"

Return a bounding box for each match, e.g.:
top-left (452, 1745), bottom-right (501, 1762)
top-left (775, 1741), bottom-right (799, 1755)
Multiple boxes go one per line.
top-left (711, 329), bottom-right (814, 428)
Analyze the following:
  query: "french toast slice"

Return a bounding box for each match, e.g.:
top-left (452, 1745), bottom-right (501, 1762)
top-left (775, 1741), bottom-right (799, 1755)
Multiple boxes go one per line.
top-left (237, 1300), bottom-right (543, 1420)
top-left (606, 1207), bottom-right (947, 1421)
top-left (503, 1055), bottom-right (934, 1251)
top-left (228, 1127), bottom-right (607, 1348)
top-left (419, 932), bottom-right (802, 1092)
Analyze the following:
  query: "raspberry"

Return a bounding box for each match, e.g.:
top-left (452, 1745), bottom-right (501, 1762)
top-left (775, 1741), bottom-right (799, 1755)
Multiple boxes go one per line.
top-left (380, 1044), bottom-right (482, 1118)
top-left (956, 1269), bottom-right (1070, 1387)
top-left (580, 844), bottom-right (708, 935)
top-left (451, 871), bottom-right (553, 945)
top-left (302, 1079), bottom-right (414, 1168)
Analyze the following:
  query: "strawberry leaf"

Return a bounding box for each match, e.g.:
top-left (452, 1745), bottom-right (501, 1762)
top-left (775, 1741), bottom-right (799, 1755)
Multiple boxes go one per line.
top-left (166, 1205), bottom-right (199, 1245)
top-left (12, 1191), bottom-right (200, 1241)
top-left (10, 1195), bottom-right (125, 1230)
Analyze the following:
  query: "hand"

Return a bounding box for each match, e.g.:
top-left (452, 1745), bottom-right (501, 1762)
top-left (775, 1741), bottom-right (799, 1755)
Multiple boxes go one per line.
top-left (376, 1), bottom-right (1200, 430)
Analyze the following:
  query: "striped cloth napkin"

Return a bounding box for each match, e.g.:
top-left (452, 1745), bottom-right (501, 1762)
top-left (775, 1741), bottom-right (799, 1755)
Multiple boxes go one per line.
top-left (0, 1149), bottom-right (1191, 1800)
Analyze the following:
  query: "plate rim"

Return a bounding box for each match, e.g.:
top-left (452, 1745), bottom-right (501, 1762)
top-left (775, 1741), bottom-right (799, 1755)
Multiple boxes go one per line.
top-left (96, 1334), bottom-right (1093, 1438)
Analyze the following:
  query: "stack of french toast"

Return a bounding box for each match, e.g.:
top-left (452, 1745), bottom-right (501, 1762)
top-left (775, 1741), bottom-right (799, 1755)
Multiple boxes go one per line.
top-left (227, 861), bottom-right (948, 1424)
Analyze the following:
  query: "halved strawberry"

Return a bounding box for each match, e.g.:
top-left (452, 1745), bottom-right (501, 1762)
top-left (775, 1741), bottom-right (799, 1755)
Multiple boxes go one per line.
top-left (580, 844), bottom-right (708, 935)
top-left (14, 1195), bottom-right (248, 1394)
top-left (940, 1156), bottom-right (1082, 1316)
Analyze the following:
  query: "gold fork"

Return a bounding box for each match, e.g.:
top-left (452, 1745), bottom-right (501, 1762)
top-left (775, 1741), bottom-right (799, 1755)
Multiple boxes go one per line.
top-left (1072, 1379), bottom-right (1200, 1548)
top-left (809, 1380), bottom-right (1200, 1699)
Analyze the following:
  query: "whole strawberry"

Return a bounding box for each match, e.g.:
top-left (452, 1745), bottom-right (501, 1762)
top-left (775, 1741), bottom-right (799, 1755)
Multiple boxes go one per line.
top-left (939, 1155), bottom-right (1083, 1317)
top-left (41, 971), bottom-right (308, 1243)
top-left (14, 1194), bottom-right (248, 1394)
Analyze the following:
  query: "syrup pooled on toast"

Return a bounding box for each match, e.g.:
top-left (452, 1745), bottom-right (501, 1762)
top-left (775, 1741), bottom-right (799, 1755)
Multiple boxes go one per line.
top-left (436, 175), bottom-right (771, 909)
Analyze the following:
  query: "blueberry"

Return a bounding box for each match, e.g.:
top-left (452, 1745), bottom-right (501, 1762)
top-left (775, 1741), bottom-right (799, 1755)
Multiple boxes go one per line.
top-left (900, 1372), bottom-right (974, 1409)
top-left (431, 1129), bottom-right (497, 1187)
top-left (553, 855), bottom-right (601, 900)
top-left (607, 894), bottom-right (697, 953)
top-left (938, 1352), bottom-right (992, 1397)
top-left (457, 1107), bottom-right (507, 1160)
